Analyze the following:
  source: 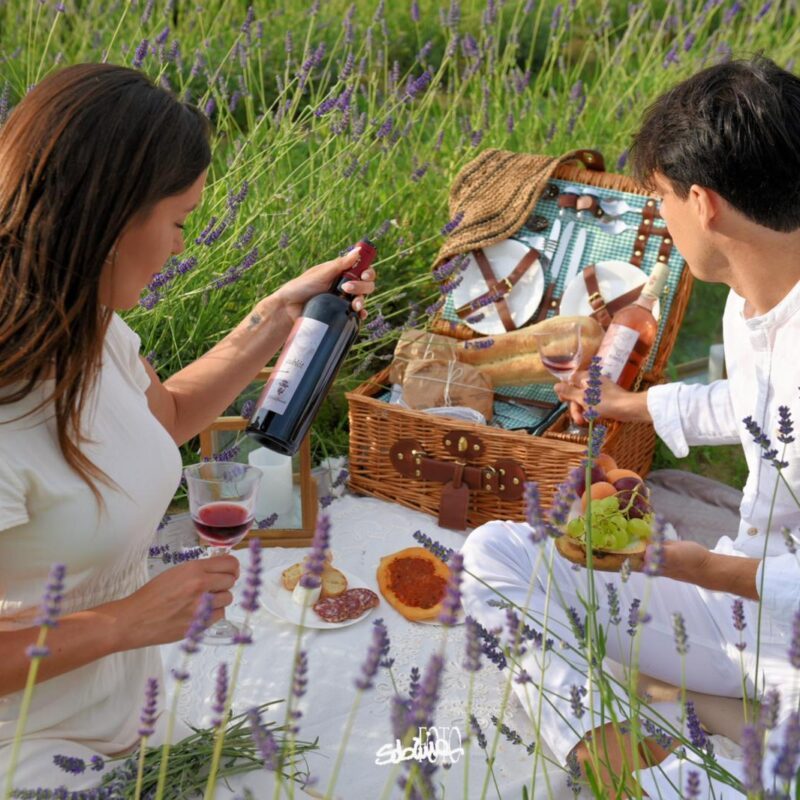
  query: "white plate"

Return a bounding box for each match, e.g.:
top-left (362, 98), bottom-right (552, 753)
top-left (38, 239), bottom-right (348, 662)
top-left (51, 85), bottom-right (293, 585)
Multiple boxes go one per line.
top-left (450, 239), bottom-right (544, 335)
top-left (559, 260), bottom-right (660, 321)
top-left (260, 564), bottom-right (378, 629)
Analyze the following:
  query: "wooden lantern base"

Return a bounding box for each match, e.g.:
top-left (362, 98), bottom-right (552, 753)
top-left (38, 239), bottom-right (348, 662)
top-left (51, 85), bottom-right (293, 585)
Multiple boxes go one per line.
top-left (198, 368), bottom-right (318, 549)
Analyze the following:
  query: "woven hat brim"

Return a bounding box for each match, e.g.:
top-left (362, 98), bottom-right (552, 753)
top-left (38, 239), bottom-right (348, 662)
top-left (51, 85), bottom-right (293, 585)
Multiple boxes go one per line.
top-left (434, 148), bottom-right (594, 270)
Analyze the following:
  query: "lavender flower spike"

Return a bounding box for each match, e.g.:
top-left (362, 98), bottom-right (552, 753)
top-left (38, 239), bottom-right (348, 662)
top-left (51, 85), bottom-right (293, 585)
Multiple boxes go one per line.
top-left (355, 618), bottom-right (390, 690)
top-left (569, 684), bottom-right (587, 719)
top-left (587, 423), bottom-right (607, 461)
top-left (685, 699), bottom-right (707, 749)
top-left (438, 551), bottom-right (463, 625)
top-left (643, 513), bottom-right (667, 576)
top-left (53, 754), bottom-right (86, 774)
top-left (583, 356), bottom-right (603, 420)
top-left (740, 723), bottom-right (763, 793)
top-left (211, 662), bottom-right (228, 728)
top-left (247, 707), bottom-right (279, 770)
top-left (138, 677), bottom-right (159, 737)
top-left (760, 687), bottom-right (780, 730)
top-left (299, 514), bottom-right (331, 589)
top-left (441, 211), bottom-right (464, 237)
top-left (773, 710), bottom-right (800, 784)
top-left (412, 530), bottom-right (453, 562)
top-left (672, 612), bottom-right (688, 655)
top-left (789, 608), bottom-right (800, 669)
top-left (524, 482), bottom-right (559, 542)
top-left (36, 563), bottom-right (66, 628)
top-left (408, 652), bottom-right (445, 727)
top-left (778, 405), bottom-right (795, 443)
top-left (240, 537), bottom-right (262, 613)
top-left (684, 770), bottom-right (701, 798)
top-left (548, 467), bottom-right (582, 529)
top-left (463, 616), bottom-right (482, 672)
top-left (180, 591), bottom-right (214, 656)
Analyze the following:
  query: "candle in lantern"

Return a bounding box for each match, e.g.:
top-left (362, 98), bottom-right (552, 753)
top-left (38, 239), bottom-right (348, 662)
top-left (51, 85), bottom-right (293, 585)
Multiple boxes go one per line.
top-left (248, 447), bottom-right (294, 518)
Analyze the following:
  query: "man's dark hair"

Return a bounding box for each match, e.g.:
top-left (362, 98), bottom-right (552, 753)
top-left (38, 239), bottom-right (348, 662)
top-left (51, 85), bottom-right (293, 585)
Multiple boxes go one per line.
top-left (630, 55), bottom-right (800, 232)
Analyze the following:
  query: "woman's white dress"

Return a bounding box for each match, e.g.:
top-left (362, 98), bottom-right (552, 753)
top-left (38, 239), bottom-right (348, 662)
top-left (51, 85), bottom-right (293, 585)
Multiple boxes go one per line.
top-left (0, 313), bottom-right (182, 789)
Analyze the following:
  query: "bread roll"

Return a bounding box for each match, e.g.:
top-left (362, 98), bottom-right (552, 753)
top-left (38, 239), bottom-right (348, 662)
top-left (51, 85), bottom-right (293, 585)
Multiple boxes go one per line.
top-left (456, 315), bottom-right (604, 387)
top-left (281, 562), bottom-right (348, 598)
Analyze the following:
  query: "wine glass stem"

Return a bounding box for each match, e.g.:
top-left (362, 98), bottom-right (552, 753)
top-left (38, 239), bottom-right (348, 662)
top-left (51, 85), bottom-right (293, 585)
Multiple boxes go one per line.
top-left (206, 545), bottom-right (231, 620)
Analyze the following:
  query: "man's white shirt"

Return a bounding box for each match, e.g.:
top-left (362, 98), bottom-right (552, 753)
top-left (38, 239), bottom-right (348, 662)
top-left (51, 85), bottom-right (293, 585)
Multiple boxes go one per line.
top-left (647, 280), bottom-right (800, 622)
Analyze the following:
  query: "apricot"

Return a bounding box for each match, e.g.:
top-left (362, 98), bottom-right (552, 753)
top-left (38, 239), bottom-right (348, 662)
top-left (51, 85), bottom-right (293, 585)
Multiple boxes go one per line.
top-left (594, 453), bottom-right (618, 473)
top-left (580, 481), bottom-right (617, 513)
top-left (606, 468), bottom-right (643, 484)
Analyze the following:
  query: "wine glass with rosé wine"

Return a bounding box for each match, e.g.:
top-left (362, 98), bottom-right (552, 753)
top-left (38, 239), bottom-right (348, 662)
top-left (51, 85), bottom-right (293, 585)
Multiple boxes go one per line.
top-left (533, 320), bottom-right (587, 436)
top-left (183, 461), bottom-right (261, 645)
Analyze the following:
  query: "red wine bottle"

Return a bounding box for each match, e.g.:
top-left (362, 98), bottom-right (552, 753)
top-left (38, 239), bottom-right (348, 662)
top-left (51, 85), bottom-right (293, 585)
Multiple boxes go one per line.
top-left (246, 240), bottom-right (378, 455)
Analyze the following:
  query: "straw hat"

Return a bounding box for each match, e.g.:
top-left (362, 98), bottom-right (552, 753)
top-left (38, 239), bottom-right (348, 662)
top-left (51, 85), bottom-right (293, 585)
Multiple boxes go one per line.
top-left (434, 148), bottom-right (604, 269)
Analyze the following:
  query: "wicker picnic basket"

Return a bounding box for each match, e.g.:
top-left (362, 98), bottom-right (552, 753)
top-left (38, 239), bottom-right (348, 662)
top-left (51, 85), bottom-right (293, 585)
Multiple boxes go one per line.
top-left (346, 149), bottom-right (693, 530)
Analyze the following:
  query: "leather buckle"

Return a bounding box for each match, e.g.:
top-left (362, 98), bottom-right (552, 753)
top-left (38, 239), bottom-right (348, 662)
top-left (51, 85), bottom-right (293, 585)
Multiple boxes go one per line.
top-left (500, 276), bottom-right (514, 293)
top-left (482, 465), bottom-right (497, 493)
top-left (495, 459), bottom-right (526, 499)
top-left (587, 291), bottom-right (603, 306)
top-left (443, 431), bottom-right (484, 461)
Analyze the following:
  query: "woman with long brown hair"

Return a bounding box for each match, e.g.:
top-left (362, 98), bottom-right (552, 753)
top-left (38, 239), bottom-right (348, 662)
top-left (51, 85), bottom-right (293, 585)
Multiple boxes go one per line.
top-left (0, 63), bottom-right (375, 787)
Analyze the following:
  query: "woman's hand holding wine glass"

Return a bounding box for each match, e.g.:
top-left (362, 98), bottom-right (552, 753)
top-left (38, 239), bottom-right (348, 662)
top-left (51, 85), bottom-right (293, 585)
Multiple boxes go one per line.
top-left (183, 461), bottom-right (262, 645)
top-left (109, 556), bottom-right (240, 650)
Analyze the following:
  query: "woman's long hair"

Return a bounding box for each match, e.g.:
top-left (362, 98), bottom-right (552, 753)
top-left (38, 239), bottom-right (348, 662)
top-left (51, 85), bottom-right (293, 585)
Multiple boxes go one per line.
top-left (0, 63), bottom-right (211, 498)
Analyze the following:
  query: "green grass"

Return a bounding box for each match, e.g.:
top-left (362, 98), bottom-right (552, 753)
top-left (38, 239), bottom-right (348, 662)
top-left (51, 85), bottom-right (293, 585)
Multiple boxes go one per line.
top-left (2, 0), bottom-right (787, 475)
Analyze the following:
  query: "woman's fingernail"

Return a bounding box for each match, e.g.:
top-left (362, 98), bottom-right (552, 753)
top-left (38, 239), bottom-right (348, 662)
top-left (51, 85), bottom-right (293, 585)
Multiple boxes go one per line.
top-left (342, 282), bottom-right (355, 293)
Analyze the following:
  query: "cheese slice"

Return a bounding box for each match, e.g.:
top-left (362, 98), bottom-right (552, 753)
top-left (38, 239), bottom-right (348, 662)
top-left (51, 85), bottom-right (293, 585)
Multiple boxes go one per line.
top-left (292, 581), bottom-right (322, 606)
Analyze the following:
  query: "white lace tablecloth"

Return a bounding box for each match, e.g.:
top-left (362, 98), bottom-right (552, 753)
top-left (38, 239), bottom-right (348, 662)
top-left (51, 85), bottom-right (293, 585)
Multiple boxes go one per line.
top-left (156, 494), bottom-right (566, 799)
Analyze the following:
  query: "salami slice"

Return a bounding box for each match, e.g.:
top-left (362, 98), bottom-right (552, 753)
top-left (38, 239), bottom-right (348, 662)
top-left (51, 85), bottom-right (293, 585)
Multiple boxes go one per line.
top-left (314, 588), bottom-right (379, 623)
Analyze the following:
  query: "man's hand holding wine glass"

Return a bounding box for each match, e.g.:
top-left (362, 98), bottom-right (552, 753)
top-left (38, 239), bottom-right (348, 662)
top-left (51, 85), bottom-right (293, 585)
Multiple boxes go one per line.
top-left (554, 372), bottom-right (653, 426)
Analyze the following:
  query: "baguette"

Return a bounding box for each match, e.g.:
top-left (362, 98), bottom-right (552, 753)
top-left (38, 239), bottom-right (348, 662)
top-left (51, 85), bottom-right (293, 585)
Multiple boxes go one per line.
top-left (456, 315), bottom-right (604, 387)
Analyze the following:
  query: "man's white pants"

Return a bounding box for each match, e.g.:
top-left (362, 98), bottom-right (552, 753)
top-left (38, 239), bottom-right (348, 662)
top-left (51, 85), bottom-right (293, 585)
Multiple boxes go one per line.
top-left (460, 519), bottom-right (796, 766)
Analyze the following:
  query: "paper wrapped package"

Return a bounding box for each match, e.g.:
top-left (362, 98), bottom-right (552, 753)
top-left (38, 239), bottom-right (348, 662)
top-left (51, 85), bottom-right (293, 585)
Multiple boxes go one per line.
top-left (389, 330), bottom-right (460, 385)
top-left (401, 358), bottom-right (494, 422)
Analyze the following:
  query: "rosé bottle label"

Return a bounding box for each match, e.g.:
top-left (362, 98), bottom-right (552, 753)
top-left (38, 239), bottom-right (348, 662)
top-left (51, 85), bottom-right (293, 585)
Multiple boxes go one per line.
top-left (595, 323), bottom-right (639, 382)
top-left (259, 317), bottom-right (329, 415)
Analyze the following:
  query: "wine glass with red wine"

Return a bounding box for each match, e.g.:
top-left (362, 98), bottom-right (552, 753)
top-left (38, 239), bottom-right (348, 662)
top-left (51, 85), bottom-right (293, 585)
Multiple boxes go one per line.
top-left (183, 461), bottom-right (261, 646)
top-left (533, 320), bottom-right (586, 436)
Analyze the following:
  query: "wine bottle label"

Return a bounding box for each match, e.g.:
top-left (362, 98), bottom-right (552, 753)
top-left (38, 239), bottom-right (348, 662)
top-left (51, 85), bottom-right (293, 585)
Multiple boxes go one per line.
top-left (595, 323), bottom-right (639, 382)
top-left (258, 317), bottom-right (329, 416)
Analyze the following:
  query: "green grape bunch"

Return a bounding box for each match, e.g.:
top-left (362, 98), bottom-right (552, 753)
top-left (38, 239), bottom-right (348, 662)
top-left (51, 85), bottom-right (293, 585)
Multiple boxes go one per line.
top-left (566, 488), bottom-right (654, 552)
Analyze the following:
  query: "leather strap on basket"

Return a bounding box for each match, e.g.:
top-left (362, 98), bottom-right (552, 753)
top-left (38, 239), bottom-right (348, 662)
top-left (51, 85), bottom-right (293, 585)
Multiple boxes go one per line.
top-left (581, 265), bottom-right (648, 330)
top-left (389, 437), bottom-right (526, 531)
top-left (532, 282), bottom-right (558, 323)
top-left (631, 198), bottom-right (666, 268)
top-left (454, 247), bottom-right (541, 331)
top-left (556, 193), bottom-right (603, 218)
top-left (566, 149), bottom-right (606, 172)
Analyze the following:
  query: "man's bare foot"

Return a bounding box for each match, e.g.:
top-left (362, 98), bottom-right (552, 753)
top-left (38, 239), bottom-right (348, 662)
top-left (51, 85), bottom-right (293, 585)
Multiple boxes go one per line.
top-left (570, 721), bottom-right (675, 798)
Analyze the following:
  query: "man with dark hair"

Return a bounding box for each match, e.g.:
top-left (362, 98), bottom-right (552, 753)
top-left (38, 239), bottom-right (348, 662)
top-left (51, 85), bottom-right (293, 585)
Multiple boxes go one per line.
top-left (461, 55), bottom-right (800, 797)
